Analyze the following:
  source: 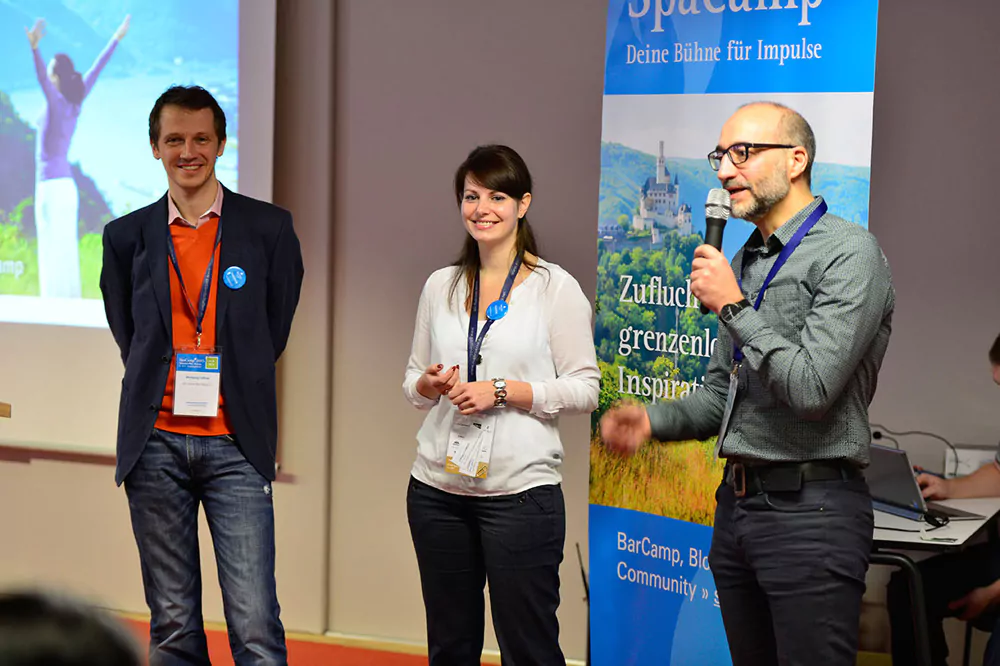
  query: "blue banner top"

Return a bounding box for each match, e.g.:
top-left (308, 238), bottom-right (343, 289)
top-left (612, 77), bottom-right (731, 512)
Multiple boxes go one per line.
top-left (603, 0), bottom-right (879, 95)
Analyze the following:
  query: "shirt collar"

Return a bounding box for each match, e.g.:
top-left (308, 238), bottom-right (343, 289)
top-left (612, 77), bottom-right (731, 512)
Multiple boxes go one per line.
top-left (744, 195), bottom-right (825, 252)
top-left (167, 183), bottom-right (224, 229)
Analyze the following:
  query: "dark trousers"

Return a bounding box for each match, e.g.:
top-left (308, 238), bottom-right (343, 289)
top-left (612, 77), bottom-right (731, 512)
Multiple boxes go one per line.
top-left (887, 542), bottom-right (1000, 666)
top-left (125, 429), bottom-right (286, 666)
top-left (708, 476), bottom-right (874, 666)
top-left (406, 476), bottom-right (566, 666)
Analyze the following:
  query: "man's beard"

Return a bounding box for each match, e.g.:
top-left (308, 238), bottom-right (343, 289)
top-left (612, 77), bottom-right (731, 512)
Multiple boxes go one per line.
top-left (727, 166), bottom-right (790, 222)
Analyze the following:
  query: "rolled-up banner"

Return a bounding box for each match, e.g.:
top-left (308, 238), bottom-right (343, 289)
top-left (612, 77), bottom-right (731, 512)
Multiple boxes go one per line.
top-left (590, 1), bottom-right (879, 663)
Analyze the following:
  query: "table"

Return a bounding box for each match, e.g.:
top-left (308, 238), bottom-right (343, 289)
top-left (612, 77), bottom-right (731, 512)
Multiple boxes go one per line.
top-left (873, 498), bottom-right (1000, 666)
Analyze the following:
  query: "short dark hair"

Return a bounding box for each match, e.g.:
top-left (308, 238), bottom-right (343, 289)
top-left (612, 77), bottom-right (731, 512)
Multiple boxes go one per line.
top-left (0, 590), bottom-right (141, 665)
top-left (990, 333), bottom-right (1000, 366)
top-left (148, 85), bottom-right (227, 144)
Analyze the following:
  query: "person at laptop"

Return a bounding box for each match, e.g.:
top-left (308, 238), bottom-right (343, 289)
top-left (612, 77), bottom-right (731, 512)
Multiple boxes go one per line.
top-left (886, 332), bottom-right (1000, 666)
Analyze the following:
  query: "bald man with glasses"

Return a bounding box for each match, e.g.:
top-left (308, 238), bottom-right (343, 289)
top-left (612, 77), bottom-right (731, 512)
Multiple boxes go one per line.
top-left (601, 102), bottom-right (895, 666)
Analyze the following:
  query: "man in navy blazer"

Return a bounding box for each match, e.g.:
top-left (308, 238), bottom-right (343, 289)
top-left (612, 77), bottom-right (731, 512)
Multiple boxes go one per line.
top-left (100, 85), bottom-right (302, 666)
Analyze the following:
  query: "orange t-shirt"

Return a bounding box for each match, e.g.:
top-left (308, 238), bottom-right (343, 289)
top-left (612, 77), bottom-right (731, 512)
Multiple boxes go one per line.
top-left (155, 217), bottom-right (233, 436)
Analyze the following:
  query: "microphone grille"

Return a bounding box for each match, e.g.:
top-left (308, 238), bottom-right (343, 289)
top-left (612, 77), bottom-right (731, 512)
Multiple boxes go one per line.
top-left (706, 188), bottom-right (731, 220)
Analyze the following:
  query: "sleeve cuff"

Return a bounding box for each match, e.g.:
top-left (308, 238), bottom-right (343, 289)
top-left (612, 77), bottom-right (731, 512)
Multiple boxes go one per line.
top-left (405, 381), bottom-right (439, 410)
top-left (725, 306), bottom-right (768, 350)
top-left (646, 404), bottom-right (670, 441)
top-left (528, 381), bottom-right (548, 417)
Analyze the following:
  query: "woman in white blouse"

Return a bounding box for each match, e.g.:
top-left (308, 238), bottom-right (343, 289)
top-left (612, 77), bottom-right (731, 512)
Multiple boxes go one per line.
top-left (402, 144), bottom-right (599, 664)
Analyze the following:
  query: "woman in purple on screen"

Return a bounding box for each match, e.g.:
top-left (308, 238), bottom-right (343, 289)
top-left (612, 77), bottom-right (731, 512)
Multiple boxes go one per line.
top-left (24, 15), bottom-right (129, 299)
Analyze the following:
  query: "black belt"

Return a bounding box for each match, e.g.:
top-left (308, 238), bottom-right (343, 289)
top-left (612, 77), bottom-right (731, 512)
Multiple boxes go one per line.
top-left (723, 459), bottom-right (861, 498)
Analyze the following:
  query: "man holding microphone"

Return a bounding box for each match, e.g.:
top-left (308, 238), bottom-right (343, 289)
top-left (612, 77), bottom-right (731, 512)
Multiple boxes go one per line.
top-left (601, 102), bottom-right (894, 665)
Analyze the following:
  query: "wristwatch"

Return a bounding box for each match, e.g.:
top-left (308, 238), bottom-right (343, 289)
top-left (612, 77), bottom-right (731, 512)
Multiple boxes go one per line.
top-left (492, 378), bottom-right (508, 409)
top-left (719, 298), bottom-right (751, 324)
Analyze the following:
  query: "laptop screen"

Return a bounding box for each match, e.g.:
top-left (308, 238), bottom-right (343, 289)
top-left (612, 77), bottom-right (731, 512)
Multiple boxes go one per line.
top-left (866, 444), bottom-right (925, 512)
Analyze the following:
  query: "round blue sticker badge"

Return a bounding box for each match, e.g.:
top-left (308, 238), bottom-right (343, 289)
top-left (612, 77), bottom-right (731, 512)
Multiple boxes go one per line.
top-left (485, 300), bottom-right (508, 321)
top-left (223, 266), bottom-right (247, 290)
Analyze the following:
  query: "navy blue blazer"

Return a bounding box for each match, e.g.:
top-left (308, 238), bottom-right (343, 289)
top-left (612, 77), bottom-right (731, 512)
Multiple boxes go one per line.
top-left (100, 187), bottom-right (304, 484)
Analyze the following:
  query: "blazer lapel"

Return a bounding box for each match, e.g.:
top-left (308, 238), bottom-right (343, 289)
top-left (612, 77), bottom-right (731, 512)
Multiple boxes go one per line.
top-left (215, 186), bottom-right (244, 337)
top-left (143, 194), bottom-right (172, 336)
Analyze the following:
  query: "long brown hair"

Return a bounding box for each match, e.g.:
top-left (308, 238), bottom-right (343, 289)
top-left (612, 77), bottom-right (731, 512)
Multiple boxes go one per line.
top-left (448, 145), bottom-right (543, 309)
top-left (51, 54), bottom-right (84, 105)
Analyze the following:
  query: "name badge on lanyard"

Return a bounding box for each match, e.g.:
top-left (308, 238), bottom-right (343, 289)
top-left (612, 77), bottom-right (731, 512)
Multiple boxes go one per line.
top-left (167, 220), bottom-right (223, 417)
top-left (445, 254), bottom-right (522, 478)
top-left (714, 365), bottom-right (739, 458)
top-left (173, 353), bottom-right (222, 417)
top-left (715, 200), bottom-right (827, 457)
top-left (445, 413), bottom-right (496, 478)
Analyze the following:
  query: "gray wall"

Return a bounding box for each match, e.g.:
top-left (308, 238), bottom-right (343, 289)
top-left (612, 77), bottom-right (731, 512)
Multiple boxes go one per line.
top-left (328, 0), bottom-right (606, 655)
top-left (869, 1), bottom-right (1000, 465)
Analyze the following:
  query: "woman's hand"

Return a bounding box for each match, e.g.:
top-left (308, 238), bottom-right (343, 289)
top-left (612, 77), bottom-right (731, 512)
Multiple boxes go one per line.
top-left (25, 19), bottom-right (45, 50)
top-left (415, 364), bottom-right (459, 401)
top-left (114, 15), bottom-right (130, 42)
top-left (448, 381), bottom-right (499, 416)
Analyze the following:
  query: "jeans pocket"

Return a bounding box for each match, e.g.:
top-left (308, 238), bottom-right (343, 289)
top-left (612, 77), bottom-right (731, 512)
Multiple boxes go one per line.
top-left (406, 477), bottom-right (419, 506)
top-left (762, 488), bottom-right (827, 513)
top-left (408, 475), bottom-right (429, 497)
top-left (524, 485), bottom-right (561, 515)
top-left (501, 487), bottom-right (564, 557)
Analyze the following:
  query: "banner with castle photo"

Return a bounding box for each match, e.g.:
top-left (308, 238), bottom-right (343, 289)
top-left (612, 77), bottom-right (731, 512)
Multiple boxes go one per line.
top-left (589, 1), bottom-right (879, 663)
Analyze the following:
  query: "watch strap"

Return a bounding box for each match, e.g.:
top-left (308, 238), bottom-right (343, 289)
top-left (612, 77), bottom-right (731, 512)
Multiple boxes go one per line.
top-left (492, 378), bottom-right (508, 409)
top-left (721, 298), bottom-right (752, 323)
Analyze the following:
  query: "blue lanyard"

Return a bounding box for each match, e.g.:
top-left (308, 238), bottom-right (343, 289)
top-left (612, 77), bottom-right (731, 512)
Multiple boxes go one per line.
top-left (467, 254), bottom-right (522, 382)
top-left (733, 200), bottom-right (827, 364)
top-left (166, 219), bottom-right (223, 349)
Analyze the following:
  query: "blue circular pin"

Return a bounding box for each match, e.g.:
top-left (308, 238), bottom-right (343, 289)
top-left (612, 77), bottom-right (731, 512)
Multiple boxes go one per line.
top-left (223, 266), bottom-right (247, 290)
top-left (486, 300), bottom-right (508, 320)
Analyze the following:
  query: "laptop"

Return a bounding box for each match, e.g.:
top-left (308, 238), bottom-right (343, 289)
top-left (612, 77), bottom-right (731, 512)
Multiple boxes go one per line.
top-left (866, 444), bottom-right (984, 521)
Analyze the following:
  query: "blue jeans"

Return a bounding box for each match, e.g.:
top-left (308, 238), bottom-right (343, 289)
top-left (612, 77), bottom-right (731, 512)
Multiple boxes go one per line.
top-left (406, 477), bottom-right (566, 666)
top-left (124, 429), bottom-right (286, 666)
top-left (709, 476), bottom-right (874, 666)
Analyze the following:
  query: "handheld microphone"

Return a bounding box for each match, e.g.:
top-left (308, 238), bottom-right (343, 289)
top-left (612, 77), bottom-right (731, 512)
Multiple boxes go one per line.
top-left (700, 188), bottom-right (732, 314)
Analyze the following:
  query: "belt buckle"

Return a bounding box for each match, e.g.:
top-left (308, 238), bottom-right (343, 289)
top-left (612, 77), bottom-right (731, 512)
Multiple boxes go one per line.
top-left (731, 462), bottom-right (746, 498)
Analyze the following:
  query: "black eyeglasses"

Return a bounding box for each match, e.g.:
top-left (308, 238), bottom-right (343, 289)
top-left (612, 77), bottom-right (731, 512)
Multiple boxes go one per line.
top-left (707, 143), bottom-right (795, 171)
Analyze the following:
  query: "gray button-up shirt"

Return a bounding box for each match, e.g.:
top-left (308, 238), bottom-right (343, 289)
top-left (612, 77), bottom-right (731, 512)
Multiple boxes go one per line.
top-left (646, 196), bottom-right (894, 466)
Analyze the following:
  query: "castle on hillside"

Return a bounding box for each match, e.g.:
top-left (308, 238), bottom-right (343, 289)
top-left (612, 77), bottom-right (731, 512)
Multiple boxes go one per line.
top-left (632, 141), bottom-right (692, 238)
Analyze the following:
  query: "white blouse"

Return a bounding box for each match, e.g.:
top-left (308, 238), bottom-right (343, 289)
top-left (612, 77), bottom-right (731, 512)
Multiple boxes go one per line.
top-left (403, 259), bottom-right (600, 496)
